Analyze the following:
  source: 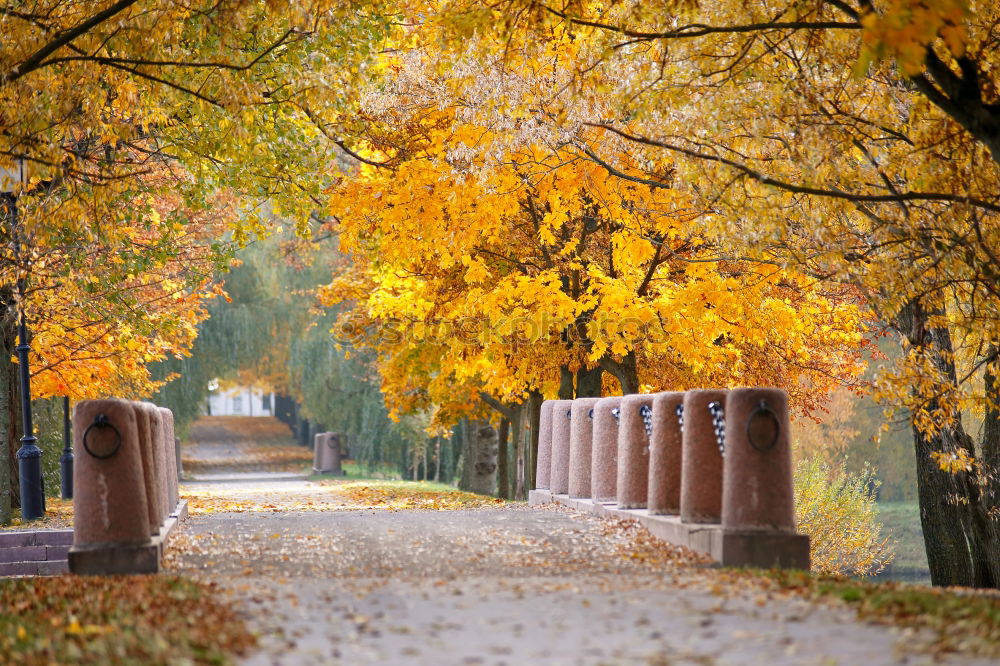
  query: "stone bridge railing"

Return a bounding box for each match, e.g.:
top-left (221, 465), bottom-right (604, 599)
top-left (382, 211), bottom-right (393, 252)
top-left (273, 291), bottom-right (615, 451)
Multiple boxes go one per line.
top-left (68, 399), bottom-right (186, 575)
top-left (530, 388), bottom-right (809, 569)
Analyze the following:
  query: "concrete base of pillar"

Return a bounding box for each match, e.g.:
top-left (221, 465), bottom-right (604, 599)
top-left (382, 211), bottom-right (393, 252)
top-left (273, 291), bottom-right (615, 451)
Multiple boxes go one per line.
top-left (69, 499), bottom-right (188, 575)
top-left (528, 491), bottom-right (809, 570)
top-left (170, 498), bottom-right (189, 521)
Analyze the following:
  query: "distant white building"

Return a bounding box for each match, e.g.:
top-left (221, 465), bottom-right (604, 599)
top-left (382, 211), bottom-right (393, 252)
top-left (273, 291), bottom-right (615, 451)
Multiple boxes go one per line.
top-left (206, 385), bottom-right (275, 417)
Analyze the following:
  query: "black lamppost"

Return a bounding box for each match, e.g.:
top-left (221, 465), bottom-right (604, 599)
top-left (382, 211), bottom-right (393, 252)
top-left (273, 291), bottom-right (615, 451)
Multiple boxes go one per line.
top-left (2, 159), bottom-right (44, 520)
top-left (61, 396), bottom-right (73, 499)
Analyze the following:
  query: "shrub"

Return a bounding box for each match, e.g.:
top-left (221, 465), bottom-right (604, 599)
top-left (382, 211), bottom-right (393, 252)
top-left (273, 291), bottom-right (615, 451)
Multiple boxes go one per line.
top-left (794, 456), bottom-right (894, 576)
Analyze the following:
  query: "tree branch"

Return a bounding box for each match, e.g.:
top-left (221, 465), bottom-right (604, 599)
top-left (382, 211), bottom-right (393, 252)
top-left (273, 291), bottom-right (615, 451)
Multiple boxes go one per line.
top-left (479, 391), bottom-right (515, 420)
top-left (539, 4), bottom-right (860, 41)
top-left (38, 28), bottom-right (300, 72)
top-left (2, 0), bottom-right (140, 85)
top-left (579, 126), bottom-right (1000, 213)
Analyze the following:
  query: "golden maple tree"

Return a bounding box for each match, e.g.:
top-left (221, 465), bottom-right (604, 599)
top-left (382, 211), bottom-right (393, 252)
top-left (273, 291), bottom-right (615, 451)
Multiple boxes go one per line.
top-left (424, 0), bottom-right (1000, 587)
top-left (322, 42), bottom-right (870, 437)
top-left (0, 1), bottom-right (412, 518)
top-left (21, 170), bottom-right (237, 399)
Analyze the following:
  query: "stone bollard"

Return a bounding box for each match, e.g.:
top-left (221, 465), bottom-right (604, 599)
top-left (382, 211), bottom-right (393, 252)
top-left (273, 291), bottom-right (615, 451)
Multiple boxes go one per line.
top-left (548, 399), bottom-right (574, 495)
top-left (131, 402), bottom-right (161, 537)
top-left (590, 397), bottom-right (622, 502)
top-left (72, 399), bottom-right (150, 548)
top-left (648, 391), bottom-right (685, 515)
top-left (159, 407), bottom-right (179, 512)
top-left (321, 432), bottom-right (345, 476)
top-left (680, 389), bottom-right (728, 524)
top-left (722, 388), bottom-right (796, 532)
top-left (616, 394), bottom-right (655, 510)
top-left (312, 432), bottom-right (325, 471)
top-left (568, 398), bottom-right (601, 498)
top-left (535, 401), bottom-right (555, 489)
top-left (140, 403), bottom-right (169, 527)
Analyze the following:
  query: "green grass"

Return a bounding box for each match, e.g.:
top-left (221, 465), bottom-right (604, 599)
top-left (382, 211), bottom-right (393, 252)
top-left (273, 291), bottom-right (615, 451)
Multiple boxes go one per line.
top-left (313, 478), bottom-right (506, 508)
top-left (765, 569), bottom-right (1000, 657)
top-left (307, 459), bottom-right (403, 482)
top-left (875, 501), bottom-right (930, 584)
top-left (339, 478), bottom-right (464, 493)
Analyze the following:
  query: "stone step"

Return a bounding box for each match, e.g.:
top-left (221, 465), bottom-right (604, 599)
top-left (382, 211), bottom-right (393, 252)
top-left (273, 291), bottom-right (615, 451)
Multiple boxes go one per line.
top-left (0, 529), bottom-right (73, 548)
top-left (0, 529), bottom-right (74, 577)
top-left (0, 559), bottom-right (69, 577)
top-left (0, 544), bottom-right (70, 563)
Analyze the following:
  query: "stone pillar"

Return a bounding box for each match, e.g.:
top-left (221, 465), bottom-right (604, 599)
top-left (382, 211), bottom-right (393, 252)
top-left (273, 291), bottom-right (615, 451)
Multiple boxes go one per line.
top-left (680, 389), bottom-right (728, 524)
top-left (548, 399), bottom-right (573, 495)
top-left (648, 391), bottom-right (685, 515)
top-left (568, 398), bottom-right (601, 498)
top-left (590, 397), bottom-right (622, 502)
top-left (535, 401), bottom-right (555, 490)
top-left (722, 388), bottom-right (796, 532)
top-left (313, 432), bottom-right (330, 472)
top-left (616, 394), bottom-right (655, 509)
top-left (73, 399), bottom-right (150, 547)
top-left (322, 432), bottom-right (345, 475)
top-left (141, 403), bottom-right (169, 527)
top-left (159, 407), bottom-right (179, 511)
top-left (131, 402), bottom-right (160, 536)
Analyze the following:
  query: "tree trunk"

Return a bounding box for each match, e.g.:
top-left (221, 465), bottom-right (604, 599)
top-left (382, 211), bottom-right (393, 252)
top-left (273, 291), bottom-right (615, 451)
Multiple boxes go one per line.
top-left (497, 416), bottom-right (510, 499)
top-left (458, 418), bottom-right (471, 490)
top-left (985, 346), bottom-right (1000, 474)
top-left (0, 286), bottom-right (13, 523)
top-left (1, 289), bottom-right (19, 515)
top-left (984, 346), bottom-right (1000, 478)
top-left (401, 439), bottom-right (411, 480)
top-left (575, 366), bottom-right (603, 398)
top-left (526, 389), bottom-right (542, 491)
top-left (558, 365), bottom-right (574, 399)
top-left (511, 403), bottom-right (524, 500)
top-left (462, 418), bottom-right (497, 496)
top-left (981, 346), bottom-right (1000, 581)
top-left (911, 421), bottom-right (978, 585)
top-left (434, 437), bottom-right (442, 482)
top-left (600, 351), bottom-right (639, 395)
top-left (897, 302), bottom-right (1000, 587)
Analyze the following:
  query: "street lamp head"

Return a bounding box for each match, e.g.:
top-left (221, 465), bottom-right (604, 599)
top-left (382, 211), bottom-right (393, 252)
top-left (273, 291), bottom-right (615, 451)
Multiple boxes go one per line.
top-left (0, 158), bottom-right (27, 193)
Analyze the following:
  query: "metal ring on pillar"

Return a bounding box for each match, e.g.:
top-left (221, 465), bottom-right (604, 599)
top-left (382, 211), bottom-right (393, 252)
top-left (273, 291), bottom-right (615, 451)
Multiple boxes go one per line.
top-left (675, 403), bottom-right (684, 432)
top-left (747, 400), bottom-right (780, 452)
top-left (611, 407), bottom-right (620, 423)
top-left (82, 413), bottom-right (122, 460)
top-left (587, 408), bottom-right (594, 420)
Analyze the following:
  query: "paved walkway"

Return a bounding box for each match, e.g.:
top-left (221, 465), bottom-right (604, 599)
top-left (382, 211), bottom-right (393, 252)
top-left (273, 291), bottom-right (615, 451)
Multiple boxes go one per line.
top-left (165, 418), bottom-right (990, 666)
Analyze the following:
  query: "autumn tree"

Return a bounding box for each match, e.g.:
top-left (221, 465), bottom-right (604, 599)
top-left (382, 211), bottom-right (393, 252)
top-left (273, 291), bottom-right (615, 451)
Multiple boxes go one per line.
top-left (321, 41), bottom-right (870, 495)
top-left (0, 164), bottom-right (234, 521)
top-left (0, 1), bottom-right (404, 232)
top-left (0, 0), bottom-right (411, 519)
top-left (426, 0), bottom-right (1000, 586)
top-left (0, 0), bottom-right (411, 404)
